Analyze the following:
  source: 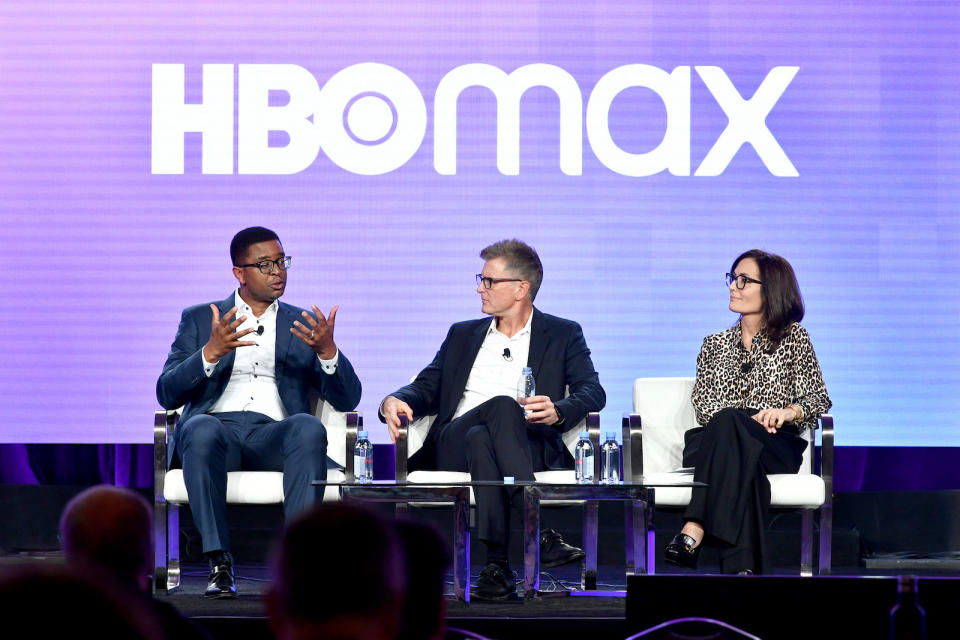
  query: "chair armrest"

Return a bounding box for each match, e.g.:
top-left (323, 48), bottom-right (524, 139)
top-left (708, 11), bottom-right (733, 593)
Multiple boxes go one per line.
top-left (622, 412), bottom-right (643, 483)
top-left (819, 414), bottom-right (834, 503)
top-left (395, 415), bottom-right (409, 483)
top-left (342, 411), bottom-right (361, 482)
top-left (153, 410), bottom-right (177, 503)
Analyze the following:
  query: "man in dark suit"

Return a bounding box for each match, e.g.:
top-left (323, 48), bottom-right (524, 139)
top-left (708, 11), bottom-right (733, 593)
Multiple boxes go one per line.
top-left (157, 227), bottom-right (361, 598)
top-left (381, 239), bottom-right (605, 600)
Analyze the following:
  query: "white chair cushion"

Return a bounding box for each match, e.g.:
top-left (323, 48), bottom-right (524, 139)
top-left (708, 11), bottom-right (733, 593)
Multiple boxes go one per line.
top-left (633, 377), bottom-right (697, 474)
top-left (406, 469), bottom-right (582, 506)
top-left (533, 469), bottom-right (577, 484)
top-left (641, 471), bottom-right (824, 508)
top-left (314, 400), bottom-right (348, 468)
top-left (163, 469), bottom-right (343, 504)
top-left (769, 473), bottom-right (825, 508)
top-left (405, 415), bottom-right (435, 458)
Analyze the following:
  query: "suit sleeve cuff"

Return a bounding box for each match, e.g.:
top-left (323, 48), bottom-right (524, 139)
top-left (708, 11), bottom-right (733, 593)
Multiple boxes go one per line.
top-left (201, 350), bottom-right (218, 377)
top-left (317, 349), bottom-right (339, 374)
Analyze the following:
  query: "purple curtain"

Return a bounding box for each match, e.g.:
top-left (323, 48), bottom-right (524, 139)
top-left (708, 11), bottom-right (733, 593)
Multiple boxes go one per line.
top-left (0, 444), bottom-right (153, 487)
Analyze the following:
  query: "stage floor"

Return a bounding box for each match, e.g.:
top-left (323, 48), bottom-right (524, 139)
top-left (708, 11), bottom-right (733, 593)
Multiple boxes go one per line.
top-left (4, 552), bottom-right (956, 640)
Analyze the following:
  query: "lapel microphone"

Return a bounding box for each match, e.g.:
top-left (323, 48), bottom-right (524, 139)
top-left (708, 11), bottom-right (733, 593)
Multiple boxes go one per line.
top-left (256, 325), bottom-right (265, 336)
top-left (502, 348), bottom-right (513, 362)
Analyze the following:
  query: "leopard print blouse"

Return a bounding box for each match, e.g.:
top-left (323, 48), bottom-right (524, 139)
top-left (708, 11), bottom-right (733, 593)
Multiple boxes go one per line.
top-left (691, 321), bottom-right (831, 431)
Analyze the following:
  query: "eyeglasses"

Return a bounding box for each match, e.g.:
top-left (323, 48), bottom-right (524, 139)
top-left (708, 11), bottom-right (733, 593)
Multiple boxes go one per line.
top-left (476, 274), bottom-right (523, 289)
top-left (725, 273), bottom-right (762, 289)
top-left (240, 256), bottom-right (292, 274)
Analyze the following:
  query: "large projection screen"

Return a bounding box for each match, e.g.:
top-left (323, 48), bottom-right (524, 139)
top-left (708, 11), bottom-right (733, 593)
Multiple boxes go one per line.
top-left (1, 2), bottom-right (957, 445)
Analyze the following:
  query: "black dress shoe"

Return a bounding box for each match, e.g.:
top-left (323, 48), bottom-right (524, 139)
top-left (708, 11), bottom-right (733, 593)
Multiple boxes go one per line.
top-left (539, 528), bottom-right (586, 568)
top-left (471, 563), bottom-right (518, 601)
top-left (204, 554), bottom-right (237, 599)
top-left (664, 533), bottom-right (701, 569)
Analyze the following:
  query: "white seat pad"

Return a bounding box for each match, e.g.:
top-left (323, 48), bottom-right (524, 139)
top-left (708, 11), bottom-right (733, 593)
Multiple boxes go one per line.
top-left (163, 469), bottom-right (343, 504)
top-left (533, 469), bottom-right (577, 484)
top-left (640, 471), bottom-right (825, 509)
top-left (406, 469), bottom-right (582, 506)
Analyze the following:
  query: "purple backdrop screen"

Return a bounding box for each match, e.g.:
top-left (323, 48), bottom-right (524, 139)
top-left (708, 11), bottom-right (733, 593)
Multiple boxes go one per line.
top-left (1, 2), bottom-right (957, 446)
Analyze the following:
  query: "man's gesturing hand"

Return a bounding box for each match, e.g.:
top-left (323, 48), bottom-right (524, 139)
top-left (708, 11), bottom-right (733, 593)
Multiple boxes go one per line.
top-left (202, 305), bottom-right (257, 363)
top-left (382, 396), bottom-right (414, 443)
top-left (520, 395), bottom-right (561, 425)
top-left (291, 305), bottom-right (338, 360)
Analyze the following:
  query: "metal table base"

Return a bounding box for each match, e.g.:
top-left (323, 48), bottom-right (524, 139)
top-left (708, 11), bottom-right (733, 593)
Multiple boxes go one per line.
top-left (523, 484), bottom-right (656, 600)
top-left (341, 484), bottom-right (471, 602)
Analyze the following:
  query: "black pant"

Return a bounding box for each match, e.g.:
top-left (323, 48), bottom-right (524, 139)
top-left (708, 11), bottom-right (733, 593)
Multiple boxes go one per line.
top-left (430, 396), bottom-right (544, 553)
top-left (682, 407), bottom-right (806, 574)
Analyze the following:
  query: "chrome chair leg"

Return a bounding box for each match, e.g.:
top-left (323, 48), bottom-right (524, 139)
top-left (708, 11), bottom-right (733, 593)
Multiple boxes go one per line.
top-left (581, 500), bottom-right (599, 589)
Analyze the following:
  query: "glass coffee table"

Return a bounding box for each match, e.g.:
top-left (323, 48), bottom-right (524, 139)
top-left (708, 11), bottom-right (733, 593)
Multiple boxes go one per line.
top-left (319, 479), bottom-right (702, 601)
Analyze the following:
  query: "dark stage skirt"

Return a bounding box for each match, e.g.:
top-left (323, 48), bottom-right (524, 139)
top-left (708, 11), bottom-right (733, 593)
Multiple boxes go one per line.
top-left (682, 407), bottom-right (807, 574)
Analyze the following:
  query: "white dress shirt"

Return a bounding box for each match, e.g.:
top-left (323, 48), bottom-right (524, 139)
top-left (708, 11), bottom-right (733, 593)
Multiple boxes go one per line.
top-left (453, 312), bottom-right (533, 419)
top-left (202, 290), bottom-right (338, 421)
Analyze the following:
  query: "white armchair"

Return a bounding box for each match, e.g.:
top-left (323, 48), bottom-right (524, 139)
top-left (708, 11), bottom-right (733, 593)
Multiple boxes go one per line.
top-left (625, 377), bottom-right (833, 576)
top-left (153, 399), bottom-right (360, 592)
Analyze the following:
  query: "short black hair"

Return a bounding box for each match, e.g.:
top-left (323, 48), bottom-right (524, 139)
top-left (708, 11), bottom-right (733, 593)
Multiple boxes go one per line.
top-left (731, 249), bottom-right (805, 348)
top-left (230, 227), bottom-right (280, 266)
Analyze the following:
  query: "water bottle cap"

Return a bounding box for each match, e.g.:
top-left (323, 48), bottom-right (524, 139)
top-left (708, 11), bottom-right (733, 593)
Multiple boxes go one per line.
top-left (358, 431), bottom-right (368, 438)
top-left (579, 431), bottom-right (589, 439)
top-left (522, 367), bottom-right (533, 374)
top-left (605, 432), bottom-right (617, 441)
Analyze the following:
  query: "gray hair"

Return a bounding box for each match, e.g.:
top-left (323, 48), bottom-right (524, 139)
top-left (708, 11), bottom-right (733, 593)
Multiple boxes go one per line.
top-left (480, 239), bottom-right (543, 301)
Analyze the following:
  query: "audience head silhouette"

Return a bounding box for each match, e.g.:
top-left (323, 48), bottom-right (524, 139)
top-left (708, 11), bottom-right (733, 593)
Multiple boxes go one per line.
top-left (268, 503), bottom-right (406, 640)
top-left (396, 518), bottom-right (450, 640)
top-left (59, 484), bottom-right (154, 592)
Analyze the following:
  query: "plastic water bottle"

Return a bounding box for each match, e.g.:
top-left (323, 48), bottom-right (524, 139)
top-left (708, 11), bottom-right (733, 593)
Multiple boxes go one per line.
top-left (575, 432), bottom-right (595, 484)
top-left (890, 575), bottom-right (926, 640)
top-left (601, 432), bottom-right (620, 484)
top-left (517, 367), bottom-right (536, 417)
top-left (354, 430), bottom-right (374, 484)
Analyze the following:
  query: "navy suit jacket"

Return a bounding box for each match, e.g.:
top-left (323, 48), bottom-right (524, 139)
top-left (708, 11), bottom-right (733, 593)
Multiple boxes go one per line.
top-left (383, 308), bottom-right (605, 472)
top-left (157, 291), bottom-right (362, 467)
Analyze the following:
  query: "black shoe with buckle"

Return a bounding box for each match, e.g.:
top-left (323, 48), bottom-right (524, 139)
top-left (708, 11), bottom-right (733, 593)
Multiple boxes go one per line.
top-left (664, 532), bottom-right (701, 569)
top-left (539, 528), bottom-right (586, 568)
top-left (204, 551), bottom-right (237, 599)
top-left (471, 562), bottom-right (518, 601)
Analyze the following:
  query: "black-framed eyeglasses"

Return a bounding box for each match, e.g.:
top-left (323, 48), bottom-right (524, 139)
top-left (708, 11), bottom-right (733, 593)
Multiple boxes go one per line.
top-left (476, 274), bottom-right (523, 289)
top-left (725, 272), bottom-right (762, 289)
top-left (240, 256), bottom-right (292, 274)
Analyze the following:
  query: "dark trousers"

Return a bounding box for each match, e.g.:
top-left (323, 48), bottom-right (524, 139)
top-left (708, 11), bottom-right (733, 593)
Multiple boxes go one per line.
top-left (430, 396), bottom-right (544, 554)
top-left (177, 411), bottom-right (333, 554)
top-left (682, 407), bottom-right (806, 574)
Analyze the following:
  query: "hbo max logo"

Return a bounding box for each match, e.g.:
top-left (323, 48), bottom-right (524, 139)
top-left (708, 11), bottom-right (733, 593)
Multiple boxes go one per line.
top-left (151, 63), bottom-right (799, 177)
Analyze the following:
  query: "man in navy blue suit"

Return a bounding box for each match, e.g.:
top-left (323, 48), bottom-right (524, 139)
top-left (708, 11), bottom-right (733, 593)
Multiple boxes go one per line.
top-left (381, 239), bottom-right (605, 600)
top-left (157, 227), bottom-right (361, 598)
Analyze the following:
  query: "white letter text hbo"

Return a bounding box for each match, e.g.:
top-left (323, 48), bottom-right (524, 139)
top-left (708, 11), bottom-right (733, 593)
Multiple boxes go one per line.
top-left (316, 63), bottom-right (426, 175)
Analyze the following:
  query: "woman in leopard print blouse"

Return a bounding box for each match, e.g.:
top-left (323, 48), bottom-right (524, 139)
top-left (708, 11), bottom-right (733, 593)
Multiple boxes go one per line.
top-left (665, 249), bottom-right (831, 574)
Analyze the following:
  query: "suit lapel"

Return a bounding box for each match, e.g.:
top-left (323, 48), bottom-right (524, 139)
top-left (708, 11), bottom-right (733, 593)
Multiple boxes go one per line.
top-left (275, 303), bottom-right (297, 375)
top-left (526, 307), bottom-right (548, 375)
top-left (206, 293), bottom-right (239, 399)
top-left (215, 293), bottom-right (239, 374)
top-left (450, 320), bottom-right (490, 399)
